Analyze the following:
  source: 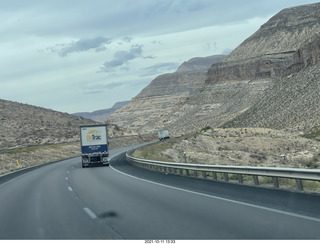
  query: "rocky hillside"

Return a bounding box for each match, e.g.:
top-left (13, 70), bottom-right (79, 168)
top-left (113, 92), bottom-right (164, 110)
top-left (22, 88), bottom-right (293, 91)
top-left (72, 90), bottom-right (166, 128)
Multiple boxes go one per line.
top-left (107, 55), bottom-right (226, 132)
top-left (119, 2), bottom-right (320, 137)
top-left (176, 55), bottom-right (226, 72)
top-left (133, 128), bottom-right (320, 169)
top-left (0, 99), bottom-right (145, 150)
top-left (109, 3), bottom-right (320, 139)
top-left (206, 3), bottom-right (320, 83)
top-left (74, 101), bottom-right (130, 123)
top-left (222, 61), bottom-right (320, 135)
top-left (0, 99), bottom-right (99, 149)
top-left (211, 3), bottom-right (320, 135)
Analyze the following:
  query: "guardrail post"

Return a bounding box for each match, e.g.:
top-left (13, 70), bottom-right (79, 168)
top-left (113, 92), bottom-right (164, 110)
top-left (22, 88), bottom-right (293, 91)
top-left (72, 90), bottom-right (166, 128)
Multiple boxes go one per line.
top-left (296, 179), bottom-right (303, 191)
top-left (238, 174), bottom-right (243, 184)
top-left (224, 173), bottom-right (229, 182)
top-left (212, 172), bottom-right (217, 180)
top-left (186, 169), bottom-right (190, 176)
top-left (253, 175), bottom-right (259, 185)
top-left (204, 171), bottom-right (209, 179)
top-left (273, 177), bottom-right (279, 188)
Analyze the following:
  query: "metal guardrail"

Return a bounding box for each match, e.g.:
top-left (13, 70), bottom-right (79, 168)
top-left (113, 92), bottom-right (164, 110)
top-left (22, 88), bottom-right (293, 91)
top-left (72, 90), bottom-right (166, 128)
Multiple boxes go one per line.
top-left (126, 150), bottom-right (320, 192)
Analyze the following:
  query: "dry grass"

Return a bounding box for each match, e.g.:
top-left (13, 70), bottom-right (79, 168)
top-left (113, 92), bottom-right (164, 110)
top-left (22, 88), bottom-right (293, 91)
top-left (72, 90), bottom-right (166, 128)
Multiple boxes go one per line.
top-left (134, 128), bottom-right (320, 169)
top-left (0, 142), bottom-right (81, 175)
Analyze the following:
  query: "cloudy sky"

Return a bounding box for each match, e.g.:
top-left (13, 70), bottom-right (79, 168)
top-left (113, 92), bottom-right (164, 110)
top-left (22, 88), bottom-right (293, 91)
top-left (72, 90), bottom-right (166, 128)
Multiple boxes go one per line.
top-left (1, 0), bottom-right (318, 114)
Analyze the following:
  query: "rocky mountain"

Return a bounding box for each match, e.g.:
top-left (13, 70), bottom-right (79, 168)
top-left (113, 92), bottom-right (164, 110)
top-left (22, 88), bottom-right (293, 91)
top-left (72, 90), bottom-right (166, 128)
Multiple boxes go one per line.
top-left (207, 2), bottom-right (320, 135)
top-left (107, 55), bottom-right (226, 132)
top-left (108, 2), bottom-right (320, 138)
top-left (0, 99), bottom-right (98, 149)
top-left (0, 99), bottom-right (143, 150)
top-left (176, 55), bottom-right (226, 72)
top-left (74, 101), bottom-right (130, 122)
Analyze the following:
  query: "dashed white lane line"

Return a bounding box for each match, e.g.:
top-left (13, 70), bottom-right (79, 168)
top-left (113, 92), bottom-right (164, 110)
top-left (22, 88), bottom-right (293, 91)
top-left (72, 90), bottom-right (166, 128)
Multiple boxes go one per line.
top-left (68, 186), bottom-right (73, 191)
top-left (83, 207), bottom-right (97, 219)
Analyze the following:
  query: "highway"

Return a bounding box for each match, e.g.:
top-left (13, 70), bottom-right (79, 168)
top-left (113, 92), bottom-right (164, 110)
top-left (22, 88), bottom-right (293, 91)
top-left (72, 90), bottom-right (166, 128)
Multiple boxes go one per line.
top-left (0, 146), bottom-right (320, 239)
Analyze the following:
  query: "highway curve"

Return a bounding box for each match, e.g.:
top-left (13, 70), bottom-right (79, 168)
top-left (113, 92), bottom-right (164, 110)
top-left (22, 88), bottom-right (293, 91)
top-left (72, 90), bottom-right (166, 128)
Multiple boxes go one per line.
top-left (0, 146), bottom-right (320, 239)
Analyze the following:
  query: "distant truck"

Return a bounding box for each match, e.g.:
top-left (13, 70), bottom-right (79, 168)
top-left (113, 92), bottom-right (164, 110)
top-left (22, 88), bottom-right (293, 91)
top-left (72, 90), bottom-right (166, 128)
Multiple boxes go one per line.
top-left (158, 129), bottom-right (170, 141)
top-left (80, 124), bottom-right (109, 168)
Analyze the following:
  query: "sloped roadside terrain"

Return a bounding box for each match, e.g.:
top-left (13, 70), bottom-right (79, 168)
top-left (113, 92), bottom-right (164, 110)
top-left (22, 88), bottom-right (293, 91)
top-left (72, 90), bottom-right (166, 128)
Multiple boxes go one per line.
top-left (133, 128), bottom-right (320, 169)
top-left (222, 62), bottom-right (320, 135)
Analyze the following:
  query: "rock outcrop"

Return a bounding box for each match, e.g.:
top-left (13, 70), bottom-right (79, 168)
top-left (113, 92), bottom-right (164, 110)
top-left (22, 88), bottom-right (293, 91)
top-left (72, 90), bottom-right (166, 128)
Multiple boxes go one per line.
top-left (109, 3), bottom-right (320, 137)
top-left (107, 55), bottom-right (225, 132)
top-left (166, 2), bottom-right (320, 135)
top-left (206, 3), bottom-right (320, 84)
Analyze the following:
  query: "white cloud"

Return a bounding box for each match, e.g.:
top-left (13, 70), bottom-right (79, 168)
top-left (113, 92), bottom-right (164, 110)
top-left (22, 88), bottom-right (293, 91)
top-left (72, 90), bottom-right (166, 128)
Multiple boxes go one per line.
top-left (100, 44), bottom-right (156, 72)
top-left (57, 37), bottom-right (111, 57)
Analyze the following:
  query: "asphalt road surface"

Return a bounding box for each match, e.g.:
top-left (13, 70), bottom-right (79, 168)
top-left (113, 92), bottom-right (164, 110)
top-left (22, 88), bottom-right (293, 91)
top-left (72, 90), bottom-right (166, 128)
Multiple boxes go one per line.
top-left (0, 146), bottom-right (320, 240)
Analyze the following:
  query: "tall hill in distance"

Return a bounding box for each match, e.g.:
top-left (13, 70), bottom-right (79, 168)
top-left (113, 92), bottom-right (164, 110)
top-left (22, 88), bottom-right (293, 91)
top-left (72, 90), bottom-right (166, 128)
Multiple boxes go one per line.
top-left (74, 101), bottom-right (130, 123)
top-left (107, 55), bottom-right (226, 132)
top-left (109, 2), bottom-right (320, 138)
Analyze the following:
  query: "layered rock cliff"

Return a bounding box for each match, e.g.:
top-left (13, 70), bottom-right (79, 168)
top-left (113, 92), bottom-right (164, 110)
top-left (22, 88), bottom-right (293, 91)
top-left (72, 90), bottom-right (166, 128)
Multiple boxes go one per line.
top-left (166, 2), bottom-right (320, 135)
top-left (206, 3), bottom-right (320, 83)
top-left (107, 55), bottom-right (225, 132)
top-left (211, 3), bottom-right (320, 133)
top-left (109, 2), bottom-right (320, 137)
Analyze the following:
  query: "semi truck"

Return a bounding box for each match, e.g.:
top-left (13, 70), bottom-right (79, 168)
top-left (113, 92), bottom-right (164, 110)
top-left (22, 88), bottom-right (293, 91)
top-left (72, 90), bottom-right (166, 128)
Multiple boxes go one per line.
top-left (158, 129), bottom-right (170, 141)
top-left (80, 124), bottom-right (109, 168)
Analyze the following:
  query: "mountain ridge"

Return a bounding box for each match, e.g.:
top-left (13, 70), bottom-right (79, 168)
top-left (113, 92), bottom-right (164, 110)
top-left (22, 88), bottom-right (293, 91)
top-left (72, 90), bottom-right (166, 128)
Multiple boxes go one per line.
top-left (107, 55), bottom-right (226, 131)
top-left (108, 2), bottom-right (320, 137)
top-left (74, 101), bottom-right (130, 122)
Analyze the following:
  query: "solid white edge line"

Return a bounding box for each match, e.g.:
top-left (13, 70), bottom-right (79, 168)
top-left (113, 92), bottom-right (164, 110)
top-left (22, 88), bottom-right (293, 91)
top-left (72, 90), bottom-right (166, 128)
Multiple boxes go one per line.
top-left (83, 207), bottom-right (97, 219)
top-left (109, 157), bottom-right (320, 224)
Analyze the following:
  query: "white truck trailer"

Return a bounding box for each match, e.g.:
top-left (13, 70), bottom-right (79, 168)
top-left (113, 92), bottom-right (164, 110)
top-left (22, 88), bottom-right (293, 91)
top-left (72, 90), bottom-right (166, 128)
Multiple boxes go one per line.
top-left (158, 129), bottom-right (170, 141)
top-left (80, 124), bottom-right (109, 168)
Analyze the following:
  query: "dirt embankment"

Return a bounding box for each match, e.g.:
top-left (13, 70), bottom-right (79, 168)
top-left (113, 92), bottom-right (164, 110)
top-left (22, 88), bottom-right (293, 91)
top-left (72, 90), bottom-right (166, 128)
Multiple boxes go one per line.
top-left (133, 128), bottom-right (320, 169)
